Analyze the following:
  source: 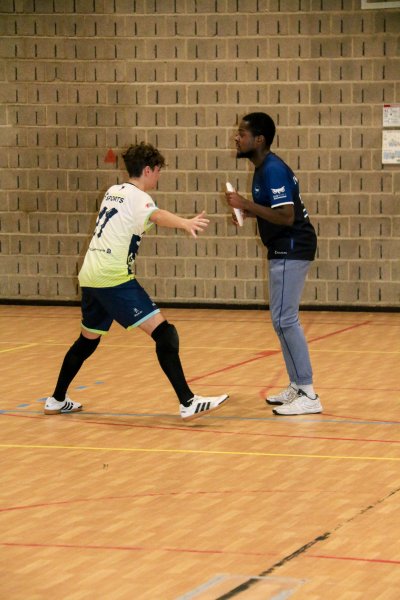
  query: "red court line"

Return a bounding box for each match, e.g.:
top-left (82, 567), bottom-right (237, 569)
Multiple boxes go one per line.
top-left (0, 540), bottom-right (270, 557)
top-left (187, 320), bottom-right (371, 383)
top-left (3, 412), bottom-right (400, 443)
top-left (0, 487), bottom-right (343, 514)
top-left (1, 541), bottom-right (398, 565)
top-left (307, 320), bottom-right (371, 343)
top-left (3, 411), bottom-right (400, 443)
top-left (187, 350), bottom-right (280, 383)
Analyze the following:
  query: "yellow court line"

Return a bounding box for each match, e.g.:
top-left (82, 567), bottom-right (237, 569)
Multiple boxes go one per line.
top-left (0, 443), bottom-right (398, 462)
top-left (0, 344), bottom-right (37, 354)
top-left (312, 349), bottom-right (400, 355)
top-left (2, 341), bottom-right (397, 355)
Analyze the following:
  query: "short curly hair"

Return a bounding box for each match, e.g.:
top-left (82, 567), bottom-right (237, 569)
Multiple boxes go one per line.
top-left (122, 143), bottom-right (166, 177)
top-left (242, 112), bottom-right (276, 148)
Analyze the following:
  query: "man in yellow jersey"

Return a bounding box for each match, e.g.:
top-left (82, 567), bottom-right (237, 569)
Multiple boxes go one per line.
top-left (44, 143), bottom-right (229, 421)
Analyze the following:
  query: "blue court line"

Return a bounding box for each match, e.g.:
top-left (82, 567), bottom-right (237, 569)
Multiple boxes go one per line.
top-left (1, 408), bottom-right (400, 427)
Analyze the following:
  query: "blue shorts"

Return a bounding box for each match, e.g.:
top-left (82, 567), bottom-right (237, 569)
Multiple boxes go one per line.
top-left (81, 279), bottom-right (160, 334)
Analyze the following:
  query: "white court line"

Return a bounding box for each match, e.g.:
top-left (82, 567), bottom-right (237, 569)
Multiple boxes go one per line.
top-left (175, 574), bottom-right (307, 600)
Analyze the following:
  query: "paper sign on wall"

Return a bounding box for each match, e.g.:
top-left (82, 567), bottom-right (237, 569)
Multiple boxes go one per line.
top-left (383, 105), bottom-right (400, 127)
top-left (382, 130), bottom-right (400, 164)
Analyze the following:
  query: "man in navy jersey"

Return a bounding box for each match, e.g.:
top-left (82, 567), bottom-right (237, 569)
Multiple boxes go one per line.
top-left (44, 143), bottom-right (229, 420)
top-left (226, 113), bottom-right (322, 415)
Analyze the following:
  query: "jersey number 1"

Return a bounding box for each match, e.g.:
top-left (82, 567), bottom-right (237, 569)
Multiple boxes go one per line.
top-left (94, 206), bottom-right (118, 238)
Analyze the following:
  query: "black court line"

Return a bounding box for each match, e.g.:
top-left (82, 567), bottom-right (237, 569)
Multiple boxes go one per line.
top-left (213, 485), bottom-right (400, 599)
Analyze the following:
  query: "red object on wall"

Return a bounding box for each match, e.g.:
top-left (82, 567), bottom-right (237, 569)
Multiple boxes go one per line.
top-left (104, 149), bottom-right (117, 163)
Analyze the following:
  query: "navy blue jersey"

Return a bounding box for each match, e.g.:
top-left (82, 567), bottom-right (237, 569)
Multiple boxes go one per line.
top-left (252, 153), bottom-right (317, 260)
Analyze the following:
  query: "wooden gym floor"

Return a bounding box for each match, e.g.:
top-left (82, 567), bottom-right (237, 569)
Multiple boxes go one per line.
top-left (0, 304), bottom-right (400, 600)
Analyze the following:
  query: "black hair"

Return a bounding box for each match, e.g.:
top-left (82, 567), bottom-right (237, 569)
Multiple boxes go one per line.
top-left (242, 112), bottom-right (276, 147)
top-left (122, 142), bottom-right (166, 177)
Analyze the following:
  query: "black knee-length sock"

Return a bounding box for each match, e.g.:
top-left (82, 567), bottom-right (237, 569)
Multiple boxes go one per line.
top-left (52, 335), bottom-right (100, 401)
top-left (151, 321), bottom-right (194, 406)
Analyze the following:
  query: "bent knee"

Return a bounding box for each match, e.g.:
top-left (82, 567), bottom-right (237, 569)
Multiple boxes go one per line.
top-left (71, 333), bottom-right (101, 360)
top-left (151, 321), bottom-right (179, 352)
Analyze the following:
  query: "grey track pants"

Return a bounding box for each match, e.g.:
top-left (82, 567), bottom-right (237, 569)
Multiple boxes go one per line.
top-left (268, 258), bottom-right (313, 386)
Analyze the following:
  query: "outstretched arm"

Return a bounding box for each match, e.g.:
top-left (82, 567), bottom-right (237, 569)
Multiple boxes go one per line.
top-left (149, 209), bottom-right (210, 238)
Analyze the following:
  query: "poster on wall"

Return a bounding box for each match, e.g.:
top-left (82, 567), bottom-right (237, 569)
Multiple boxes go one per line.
top-left (383, 104), bottom-right (400, 127)
top-left (361, 0), bottom-right (400, 8)
top-left (382, 130), bottom-right (400, 164)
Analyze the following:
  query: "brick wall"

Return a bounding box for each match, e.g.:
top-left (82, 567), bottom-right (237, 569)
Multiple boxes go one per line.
top-left (1, 0), bottom-right (399, 307)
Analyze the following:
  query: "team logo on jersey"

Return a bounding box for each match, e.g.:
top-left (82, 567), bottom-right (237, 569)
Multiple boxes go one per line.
top-left (271, 186), bottom-right (285, 194)
top-left (145, 202), bottom-right (155, 208)
top-left (133, 308), bottom-right (143, 317)
top-left (271, 185), bottom-right (287, 201)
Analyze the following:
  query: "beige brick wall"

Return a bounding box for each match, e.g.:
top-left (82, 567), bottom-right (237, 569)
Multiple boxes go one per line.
top-left (1, 0), bottom-right (399, 307)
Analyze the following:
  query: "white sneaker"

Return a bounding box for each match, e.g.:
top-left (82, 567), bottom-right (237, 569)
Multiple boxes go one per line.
top-left (266, 384), bottom-right (298, 405)
top-left (180, 394), bottom-right (229, 421)
top-left (44, 395), bottom-right (83, 415)
top-left (272, 390), bottom-right (322, 415)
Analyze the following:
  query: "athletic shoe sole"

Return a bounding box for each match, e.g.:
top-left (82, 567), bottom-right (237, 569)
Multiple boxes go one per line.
top-left (272, 407), bottom-right (322, 416)
top-left (182, 395), bottom-right (229, 422)
top-left (44, 406), bottom-right (83, 415)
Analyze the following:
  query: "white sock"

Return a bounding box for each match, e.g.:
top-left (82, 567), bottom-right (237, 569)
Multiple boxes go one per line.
top-left (290, 382), bottom-right (299, 390)
top-left (299, 384), bottom-right (317, 399)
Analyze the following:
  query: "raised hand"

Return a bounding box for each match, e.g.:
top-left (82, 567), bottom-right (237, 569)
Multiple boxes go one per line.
top-left (184, 210), bottom-right (210, 238)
